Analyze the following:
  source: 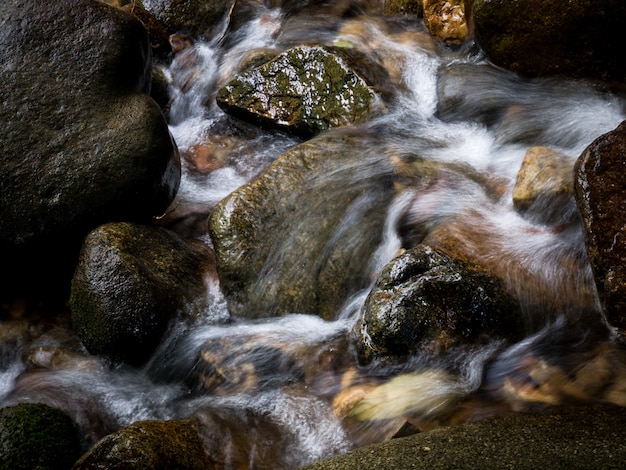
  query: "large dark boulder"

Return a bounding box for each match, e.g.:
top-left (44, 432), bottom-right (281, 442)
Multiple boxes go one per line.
top-left (470, 0), bottom-right (626, 82)
top-left (574, 121), bottom-right (626, 334)
top-left (354, 245), bottom-right (522, 364)
top-left (208, 130), bottom-right (397, 320)
top-left (0, 0), bottom-right (180, 297)
top-left (0, 403), bottom-right (82, 470)
top-left (70, 222), bottom-right (215, 365)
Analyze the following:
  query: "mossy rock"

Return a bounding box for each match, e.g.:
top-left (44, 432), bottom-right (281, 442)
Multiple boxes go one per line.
top-left (0, 403), bottom-right (82, 470)
top-left (70, 222), bottom-right (214, 365)
top-left (73, 419), bottom-right (211, 469)
top-left (216, 44), bottom-right (386, 137)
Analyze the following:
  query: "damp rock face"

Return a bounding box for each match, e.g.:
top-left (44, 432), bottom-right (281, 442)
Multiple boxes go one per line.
top-left (354, 245), bottom-right (522, 364)
top-left (70, 222), bottom-right (215, 365)
top-left (73, 419), bottom-right (211, 470)
top-left (216, 45), bottom-right (386, 137)
top-left (574, 121), bottom-right (626, 334)
top-left (0, 403), bottom-right (82, 470)
top-left (0, 0), bottom-right (180, 295)
top-left (470, 0), bottom-right (626, 81)
top-left (208, 131), bottom-right (396, 320)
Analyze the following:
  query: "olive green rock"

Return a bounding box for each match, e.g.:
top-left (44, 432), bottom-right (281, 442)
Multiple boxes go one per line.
top-left (70, 222), bottom-right (214, 365)
top-left (208, 131), bottom-right (396, 320)
top-left (73, 419), bottom-right (212, 469)
top-left (0, 403), bottom-right (82, 470)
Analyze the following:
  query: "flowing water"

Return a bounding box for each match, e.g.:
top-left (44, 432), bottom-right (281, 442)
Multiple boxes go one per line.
top-left (2, 5), bottom-right (626, 468)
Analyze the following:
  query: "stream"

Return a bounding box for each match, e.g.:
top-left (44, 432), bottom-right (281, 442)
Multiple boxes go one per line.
top-left (2, 5), bottom-right (626, 468)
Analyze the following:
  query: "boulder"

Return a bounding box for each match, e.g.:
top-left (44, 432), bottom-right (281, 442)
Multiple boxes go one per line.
top-left (73, 419), bottom-right (211, 469)
top-left (216, 45), bottom-right (387, 137)
top-left (470, 0), bottom-right (626, 81)
top-left (0, 403), bottom-right (82, 470)
top-left (208, 130), bottom-right (397, 320)
top-left (353, 245), bottom-right (522, 364)
top-left (0, 0), bottom-right (180, 297)
top-left (574, 121), bottom-right (626, 334)
top-left (70, 222), bottom-right (215, 365)
top-left (513, 146), bottom-right (577, 226)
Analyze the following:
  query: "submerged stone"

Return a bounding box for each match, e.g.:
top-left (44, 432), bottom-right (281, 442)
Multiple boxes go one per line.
top-left (216, 45), bottom-right (386, 137)
top-left (574, 121), bottom-right (626, 334)
top-left (208, 131), bottom-right (396, 320)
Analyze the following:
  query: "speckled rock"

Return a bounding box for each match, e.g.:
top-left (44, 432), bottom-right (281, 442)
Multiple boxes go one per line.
top-left (574, 120), bottom-right (626, 334)
top-left (216, 45), bottom-right (386, 137)
top-left (423, 0), bottom-right (467, 44)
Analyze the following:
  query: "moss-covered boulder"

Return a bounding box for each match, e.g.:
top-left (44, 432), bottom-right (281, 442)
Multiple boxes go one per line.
top-left (73, 419), bottom-right (211, 469)
top-left (354, 245), bottom-right (522, 364)
top-left (470, 0), bottom-right (626, 81)
top-left (208, 131), bottom-right (397, 320)
top-left (574, 121), bottom-right (626, 335)
top-left (0, 0), bottom-right (180, 297)
top-left (0, 403), bottom-right (82, 470)
top-left (70, 222), bottom-right (215, 365)
top-left (216, 45), bottom-right (387, 137)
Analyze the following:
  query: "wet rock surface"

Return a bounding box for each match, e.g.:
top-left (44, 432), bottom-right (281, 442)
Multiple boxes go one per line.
top-left (70, 222), bottom-right (215, 365)
top-left (513, 146), bottom-right (577, 226)
top-left (354, 245), bottom-right (522, 364)
top-left (209, 130), bottom-right (396, 320)
top-left (470, 0), bottom-right (626, 81)
top-left (0, 402), bottom-right (82, 470)
top-left (216, 45), bottom-right (387, 137)
top-left (302, 404), bottom-right (626, 470)
top-left (575, 121), bottom-right (626, 334)
top-left (73, 418), bottom-right (211, 470)
top-left (0, 0), bottom-right (180, 297)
